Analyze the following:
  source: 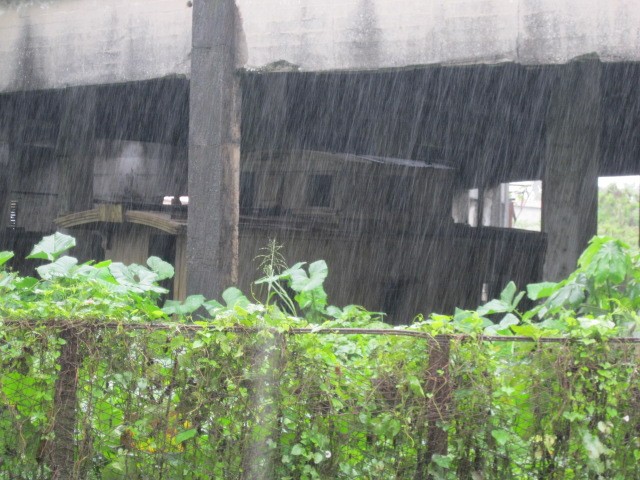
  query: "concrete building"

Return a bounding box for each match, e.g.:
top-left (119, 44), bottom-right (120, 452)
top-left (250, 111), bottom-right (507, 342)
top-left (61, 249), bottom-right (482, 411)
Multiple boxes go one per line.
top-left (1, 0), bottom-right (639, 321)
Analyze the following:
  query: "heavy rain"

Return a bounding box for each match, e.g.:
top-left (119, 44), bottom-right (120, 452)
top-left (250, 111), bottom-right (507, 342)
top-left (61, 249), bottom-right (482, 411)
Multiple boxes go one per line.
top-left (0, 0), bottom-right (639, 478)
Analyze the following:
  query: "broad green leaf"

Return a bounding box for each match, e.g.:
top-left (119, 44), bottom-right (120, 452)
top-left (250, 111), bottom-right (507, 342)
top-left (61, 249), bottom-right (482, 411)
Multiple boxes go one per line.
top-left (584, 240), bottom-right (630, 285)
top-left (373, 415), bottom-right (401, 438)
top-left (26, 232), bottom-right (76, 261)
top-left (431, 454), bottom-right (453, 469)
top-left (577, 317), bottom-right (615, 332)
top-left (484, 313), bottom-right (520, 335)
top-left (162, 295), bottom-right (205, 315)
top-left (128, 264), bottom-right (160, 286)
top-left (303, 260), bottom-right (328, 292)
top-left (109, 263), bottom-right (166, 294)
top-left (453, 309), bottom-right (490, 333)
top-left (491, 429), bottom-right (510, 446)
top-left (203, 299), bottom-right (224, 315)
top-left (511, 324), bottom-right (542, 339)
top-left (288, 268), bottom-right (310, 292)
top-left (108, 262), bottom-right (135, 285)
top-left (182, 294), bottom-right (206, 313)
top-left (513, 291), bottom-right (525, 309)
top-left (36, 256), bottom-right (78, 280)
top-left (477, 299), bottom-right (511, 316)
top-left (279, 262), bottom-right (307, 278)
top-left (578, 236), bottom-right (612, 270)
top-left (408, 376), bottom-right (425, 397)
top-left (500, 313), bottom-right (520, 328)
top-left (174, 428), bottom-right (198, 443)
top-left (14, 276), bottom-right (38, 289)
top-left (73, 264), bottom-right (97, 278)
top-left (291, 444), bottom-right (305, 456)
top-left (0, 251), bottom-right (14, 267)
top-left (562, 411), bottom-right (585, 422)
top-left (500, 281), bottom-right (517, 305)
top-left (147, 256), bottom-right (175, 281)
top-left (538, 318), bottom-right (569, 332)
top-left (527, 282), bottom-right (558, 300)
top-left (295, 287), bottom-right (328, 313)
top-left (222, 287), bottom-right (249, 308)
top-left (254, 262), bottom-right (306, 285)
top-left (547, 283), bottom-right (586, 309)
top-left (288, 261), bottom-right (328, 293)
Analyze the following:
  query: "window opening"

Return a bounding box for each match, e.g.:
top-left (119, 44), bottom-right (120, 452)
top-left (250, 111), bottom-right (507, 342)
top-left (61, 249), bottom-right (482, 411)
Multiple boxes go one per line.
top-left (509, 181), bottom-right (541, 231)
top-left (240, 172), bottom-right (256, 214)
top-left (306, 174), bottom-right (332, 208)
top-left (598, 176), bottom-right (640, 249)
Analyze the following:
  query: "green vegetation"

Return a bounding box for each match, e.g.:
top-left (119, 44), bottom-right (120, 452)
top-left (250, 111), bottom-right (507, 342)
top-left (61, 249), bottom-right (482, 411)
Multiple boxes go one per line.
top-left (0, 233), bottom-right (638, 478)
top-left (598, 183), bottom-right (639, 249)
top-left (510, 180), bottom-right (639, 242)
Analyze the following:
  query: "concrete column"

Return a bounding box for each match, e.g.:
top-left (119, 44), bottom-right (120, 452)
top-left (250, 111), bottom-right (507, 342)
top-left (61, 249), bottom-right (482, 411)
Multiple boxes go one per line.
top-left (482, 185), bottom-right (509, 228)
top-left (542, 60), bottom-right (601, 281)
top-left (187, 0), bottom-right (241, 298)
top-left (0, 173), bottom-right (8, 247)
top-left (174, 234), bottom-right (187, 301)
top-left (55, 87), bottom-right (97, 261)
top-left (451, 188), bottom-right (470, 224)
top-left (0, 145), bottom-right (9, 239)
top-left (0, 97), bottom-right (15, 248)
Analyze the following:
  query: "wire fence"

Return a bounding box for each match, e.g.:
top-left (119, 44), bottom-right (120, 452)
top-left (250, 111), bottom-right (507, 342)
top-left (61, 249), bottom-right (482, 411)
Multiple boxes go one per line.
top-left (0, 321), bottom-right (638, 479)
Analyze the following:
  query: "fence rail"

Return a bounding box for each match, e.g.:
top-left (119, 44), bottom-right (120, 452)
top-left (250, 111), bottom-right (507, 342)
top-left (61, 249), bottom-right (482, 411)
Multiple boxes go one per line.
top-left (4, 319), bottom-right (640, 342)
top-left (0, 320), bottom-right (638, 479)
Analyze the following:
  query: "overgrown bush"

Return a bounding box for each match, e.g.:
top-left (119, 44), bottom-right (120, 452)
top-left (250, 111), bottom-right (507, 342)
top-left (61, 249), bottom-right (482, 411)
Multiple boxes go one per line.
top-left (0, 234), bottom-right (637, 479)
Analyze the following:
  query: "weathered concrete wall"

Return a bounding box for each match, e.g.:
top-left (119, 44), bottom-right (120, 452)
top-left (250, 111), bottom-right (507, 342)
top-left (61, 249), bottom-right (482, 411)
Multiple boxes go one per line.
top-left (0, 0), bottom-right (192, 92)
top-left (239, 0), bottom-right (640, 70)
top-left (242, 151), bottom-right (456, 229)
top-left (237, 225), bottom-right (545, 321)
top-left (2, 0), bottom-right (640, 92)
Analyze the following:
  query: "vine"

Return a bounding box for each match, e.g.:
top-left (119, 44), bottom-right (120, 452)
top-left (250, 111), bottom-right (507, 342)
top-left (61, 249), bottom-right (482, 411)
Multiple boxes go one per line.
top-left (0, 233), bottom-right (637, 479)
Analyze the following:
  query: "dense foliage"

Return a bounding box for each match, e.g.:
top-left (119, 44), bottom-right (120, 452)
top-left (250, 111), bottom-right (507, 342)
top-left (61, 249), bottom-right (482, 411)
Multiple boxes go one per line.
top-left (598, 183), bottom-right (639, 249)
top-left (0, 233), bottom-right (638, 479)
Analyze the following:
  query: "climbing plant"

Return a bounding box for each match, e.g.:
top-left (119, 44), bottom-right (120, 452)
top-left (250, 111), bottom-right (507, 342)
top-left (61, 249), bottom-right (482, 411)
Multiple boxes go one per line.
top-left (0, 233), bottom-right (637, 479)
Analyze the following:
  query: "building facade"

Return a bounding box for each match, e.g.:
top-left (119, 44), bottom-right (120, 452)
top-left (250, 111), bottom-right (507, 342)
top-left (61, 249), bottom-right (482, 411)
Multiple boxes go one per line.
top-left (1, 0), bottom-right (639, 320)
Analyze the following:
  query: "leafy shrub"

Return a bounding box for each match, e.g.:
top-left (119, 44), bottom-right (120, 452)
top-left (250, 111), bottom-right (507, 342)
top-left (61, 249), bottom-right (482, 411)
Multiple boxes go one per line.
top-left (0, 233), bottom-right (637, 479)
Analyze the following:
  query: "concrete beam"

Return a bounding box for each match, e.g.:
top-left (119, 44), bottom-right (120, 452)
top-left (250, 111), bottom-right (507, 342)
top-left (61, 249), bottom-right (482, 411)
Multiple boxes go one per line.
top-left (542, 60), bottom-right (601, 281)
top-left (187, 0), bottom-right (241, 298)
top-left (238, 0), bottom-right (640, 71)
top-left (0, 0), bottom-right (192, 93)
top-left (3, 0), bottom-right (640, 93)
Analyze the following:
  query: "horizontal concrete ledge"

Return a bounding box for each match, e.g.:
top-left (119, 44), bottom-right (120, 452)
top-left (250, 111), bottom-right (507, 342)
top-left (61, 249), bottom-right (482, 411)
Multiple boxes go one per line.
top-left (2, 0), bottom-right (640, 92)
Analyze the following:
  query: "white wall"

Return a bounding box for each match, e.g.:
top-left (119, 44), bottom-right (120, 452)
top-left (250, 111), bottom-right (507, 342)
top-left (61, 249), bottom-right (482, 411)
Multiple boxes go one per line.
top-left (1, 0), bottom-right (640, 93)
top-left (0, 0), bottom-right (192, 92)
top-left (238, 0), bottom-right (640, 70)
